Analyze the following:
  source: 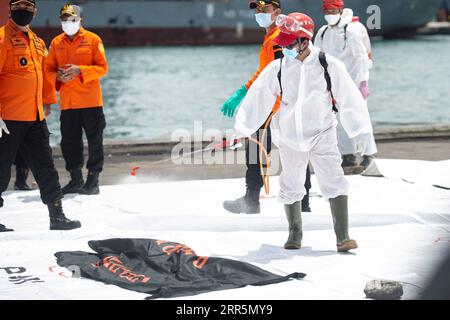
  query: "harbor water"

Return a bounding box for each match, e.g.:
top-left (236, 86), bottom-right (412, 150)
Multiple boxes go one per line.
top-left (45, 35), bottom-right (450, 144)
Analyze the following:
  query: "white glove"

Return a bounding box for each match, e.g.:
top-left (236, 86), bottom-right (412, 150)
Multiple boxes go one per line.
top-left (0, 118), bottom-right (10, 138)
top-left (353, 133), bottom-right (371, 155)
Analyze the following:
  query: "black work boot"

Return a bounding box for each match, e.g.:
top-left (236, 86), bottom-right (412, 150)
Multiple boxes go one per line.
top-left (62, 169), bottom-right (84, 195)
top-left (329, 195), bottom-right (358, 252)
top-left (360, 154), bottom-right (376, 169)
top-left (14, 168), bottom-right (32, 191)
top-left (48, 199), bottom-right (81, 231)
top-left (0, 224), bottom-right (14, 232)
top-left (223, 188), bottom-right (260, 214)
top-left (284, 201), bottom-right (302, 249)
top-left (341, 154), bottom-right (357, 168)
top-left (79, 171), bottom-right (100, 195)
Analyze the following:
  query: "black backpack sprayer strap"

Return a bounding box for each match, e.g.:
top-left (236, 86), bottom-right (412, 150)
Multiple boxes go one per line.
top-left (320, 24), bottom-right (348, 50)
top-left (319, 52), bottom-right (338, 113)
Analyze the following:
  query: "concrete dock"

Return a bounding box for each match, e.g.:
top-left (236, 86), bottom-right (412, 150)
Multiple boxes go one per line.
top-left (6, 124), bottom-right (450, 190)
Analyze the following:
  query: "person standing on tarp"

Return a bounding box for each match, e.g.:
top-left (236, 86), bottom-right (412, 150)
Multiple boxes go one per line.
top-left (315, 0), bottom-right (377, 169)
top-left (0, 0), bottom-right (81, 232)
top-left (235, 13), bottom-right (374, 252)
top-left (221, 0), bottom-right (312, 214)
top-left (44, 3), bottom-right (108, 195)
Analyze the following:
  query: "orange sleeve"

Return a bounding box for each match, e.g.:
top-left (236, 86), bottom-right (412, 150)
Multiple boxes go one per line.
top-left (43, 40), bottom-right (59, 105)
top-left (245, 68), bottom-right (262, 91)
top-left (245, 41), bottom-right (282, 90)
top-left (245, 42), bottom-right (265, 90)
top-left (79, 37), bottom-right (108, 84)
top-left (0, 32), bottom-right (6, 116)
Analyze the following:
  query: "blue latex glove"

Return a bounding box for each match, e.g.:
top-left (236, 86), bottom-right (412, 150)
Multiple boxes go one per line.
top-left (221, 85), bottom-right (248, 118)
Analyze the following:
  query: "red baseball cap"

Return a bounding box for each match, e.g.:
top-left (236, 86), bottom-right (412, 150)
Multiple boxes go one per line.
top-left (273, 32), bottom-right (298, 47)
top-left (322, 0), bottom-right (344, 10)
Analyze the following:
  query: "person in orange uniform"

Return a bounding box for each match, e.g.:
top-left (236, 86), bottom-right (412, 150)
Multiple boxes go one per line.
top-left (0, 0), bottom-right (81, 232)
top-left (221, 0), bottom-right (311, 214)
top-left (45, 3), bottom-right (108, 195)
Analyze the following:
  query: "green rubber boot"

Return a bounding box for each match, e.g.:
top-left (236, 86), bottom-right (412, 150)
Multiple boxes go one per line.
top-left (284, 201), bottom-right (302, 250)
top-left (329, 195), bottom-right (358, 252)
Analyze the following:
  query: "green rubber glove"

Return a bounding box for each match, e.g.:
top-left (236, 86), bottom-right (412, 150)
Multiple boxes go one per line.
top-left (221, 85), bottom-right (248, 118)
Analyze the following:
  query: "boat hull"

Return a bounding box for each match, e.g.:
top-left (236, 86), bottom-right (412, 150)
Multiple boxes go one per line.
top-left (0, 0), bottom-right (442, 46)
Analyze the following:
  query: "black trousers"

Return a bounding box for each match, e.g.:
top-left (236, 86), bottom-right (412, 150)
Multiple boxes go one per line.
top-left (14, 144), bottom-right (29, 170)
top-left (245, 120), bottom-right (311, 195)
top-left (0, 119), bottom-right (62, 206)
top-left (246, 124), bottom-right (272, 191)
top-left (60, 107), bottom-right (106, 173)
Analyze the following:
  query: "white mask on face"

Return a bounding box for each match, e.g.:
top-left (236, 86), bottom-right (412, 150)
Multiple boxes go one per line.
top-left (325, 14), bottom-right (341, 26)
top-left (255, 13), bottom-right (273, 28)
top-left (61, 20), bottom-right (81, 36)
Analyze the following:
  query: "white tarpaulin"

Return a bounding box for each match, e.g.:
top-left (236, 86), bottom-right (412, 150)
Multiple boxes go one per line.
top-left (0, 159), bottom-right (449, 300)
top-left (363, 159), bottom-right (450, 189)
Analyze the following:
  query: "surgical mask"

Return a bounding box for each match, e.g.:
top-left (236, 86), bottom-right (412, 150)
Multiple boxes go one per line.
top-left (325, 14), bottom-right (341, 26)
top-left (255, 13), bottom-right (273, 28)
top-left (11, 9), bottom-right (34, 27)
top-left (282, 48), bottom-right (299, 61)
top-left (61, 20), bottom-right (81, 36)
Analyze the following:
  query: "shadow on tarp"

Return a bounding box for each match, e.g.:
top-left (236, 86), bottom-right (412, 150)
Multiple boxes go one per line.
top-left (421, 248), bottom-right (450, 299)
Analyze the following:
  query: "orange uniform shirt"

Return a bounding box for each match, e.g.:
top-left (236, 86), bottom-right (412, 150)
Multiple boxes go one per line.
top-left (0, 21), bottom-right (48, 121)
top-left (245, 27), bottom-right (282, 90)
top-left (44, 27), bottom-right (108, 110)
top-left (245, 26), bottom-right (282, 112)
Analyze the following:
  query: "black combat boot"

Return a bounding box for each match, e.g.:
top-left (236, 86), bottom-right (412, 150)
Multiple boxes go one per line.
top-left (48, 199), bottom-right (81, 231)
top-left (14, 168), bottom-right (32, 191)
top-left (341, 154), bottom-right (357, 168)
top-left (0, 224), bottom-right (14, 232)
top-left (79, 171), bottom-right (100, 195)
top-left (62, 169), bottom-right (84, 195)
top-left (223, 188), bottom-right (260, 214)
top-left (360, 154), bottom-right (376, 169)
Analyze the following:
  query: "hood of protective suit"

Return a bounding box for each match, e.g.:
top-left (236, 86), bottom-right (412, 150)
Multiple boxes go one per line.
top-left (337, 8), bottom-right (354, 28)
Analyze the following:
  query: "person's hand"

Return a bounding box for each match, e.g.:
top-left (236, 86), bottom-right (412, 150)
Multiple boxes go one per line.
top-left (44, 104), bottom-right (51, 116)
top-left (60, 64), bottom-right (81, 83)
top-left (0, 118), bottom-right (10, 138)
top-left (57, 67), bottom-right (65, 82)
top-left (359, 81), bottom-right (370, 100)
top-left (221, 85), bottom-right (248, 118)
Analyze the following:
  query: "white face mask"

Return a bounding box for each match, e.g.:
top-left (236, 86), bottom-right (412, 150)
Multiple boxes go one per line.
top-left (325, 14), bottom-right (341, 26)
top-left (255, 13), bottom-right (273, 28)
top-left (61, 20), bottom-right (81, 36)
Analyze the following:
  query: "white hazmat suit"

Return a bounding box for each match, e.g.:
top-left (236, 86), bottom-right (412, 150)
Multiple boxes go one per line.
top-left (235, 45), bottom-right (374, 204)
top-left (315, 8), bottom-right (377, 156)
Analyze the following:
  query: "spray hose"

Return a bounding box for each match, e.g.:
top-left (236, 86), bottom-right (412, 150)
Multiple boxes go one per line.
top-left (246, 97), bottom-right (280, 196)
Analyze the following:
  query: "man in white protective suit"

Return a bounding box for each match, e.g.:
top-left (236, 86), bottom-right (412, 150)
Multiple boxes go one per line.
top-left (314, 0), bottom-right (377, 168)
top-left (235, 12), bottom-right (374, 252)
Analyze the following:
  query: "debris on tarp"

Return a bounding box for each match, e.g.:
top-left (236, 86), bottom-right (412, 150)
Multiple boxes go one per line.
top-left (364, 280), bottom-right (404, 300)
